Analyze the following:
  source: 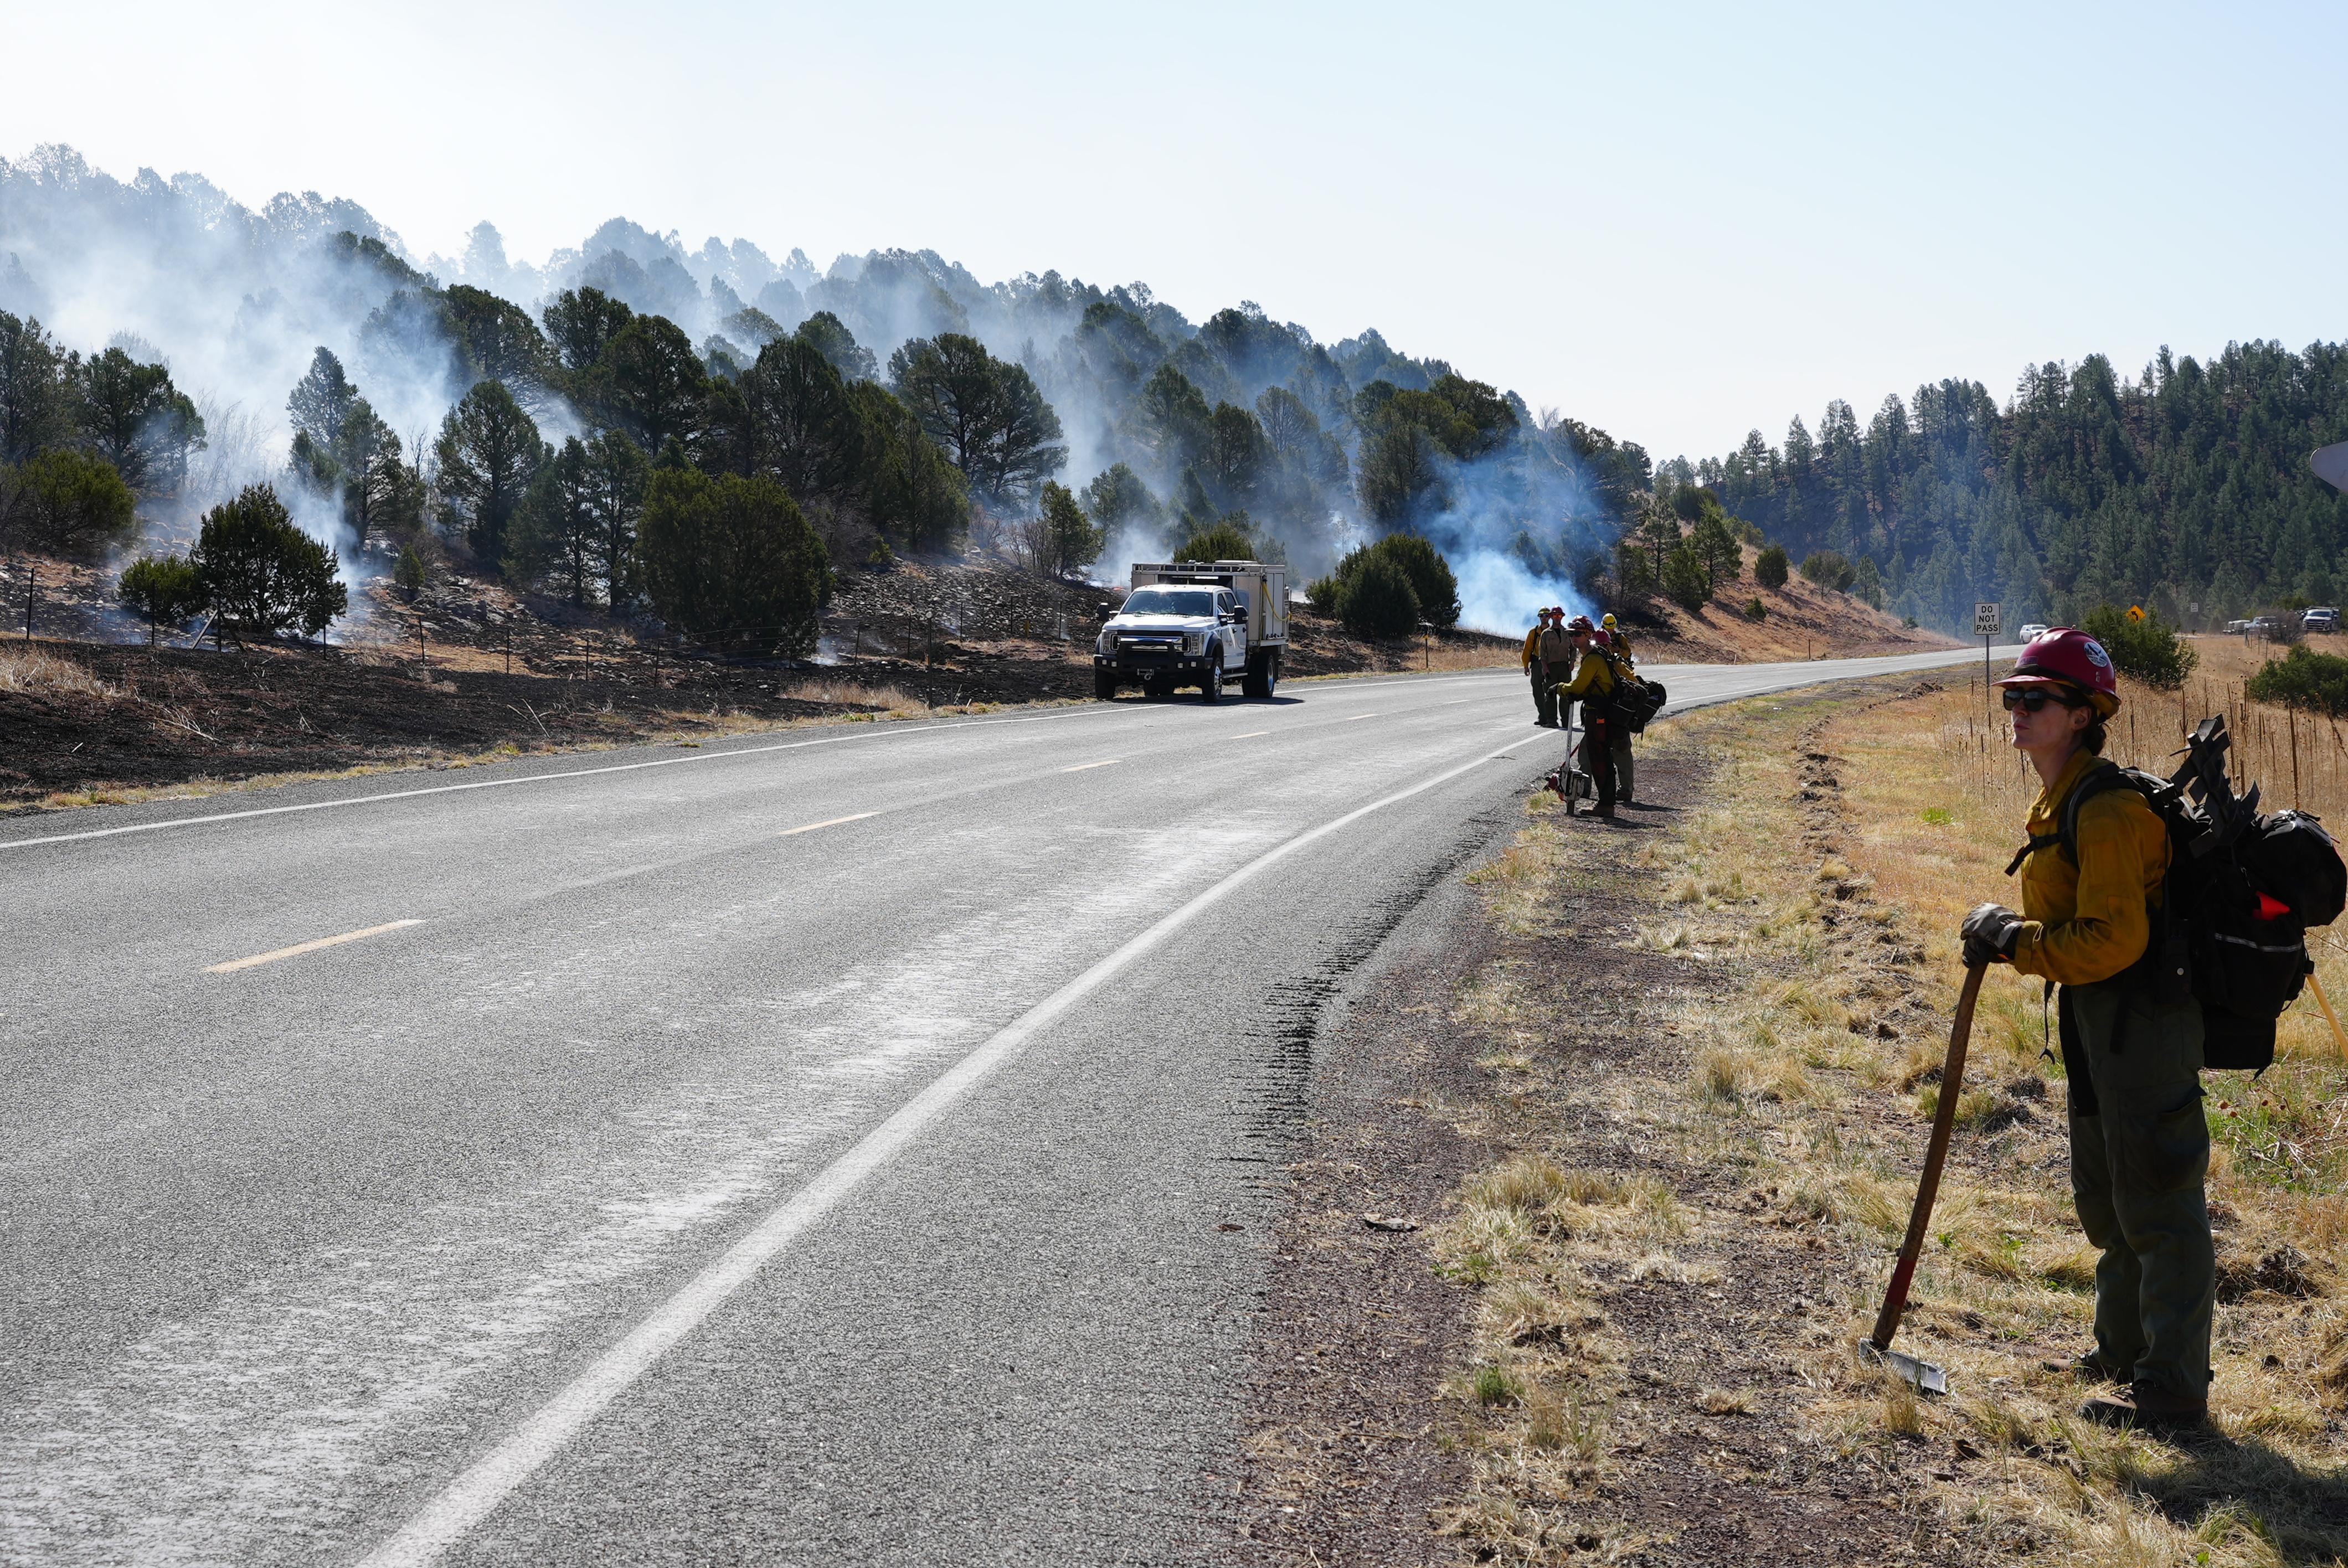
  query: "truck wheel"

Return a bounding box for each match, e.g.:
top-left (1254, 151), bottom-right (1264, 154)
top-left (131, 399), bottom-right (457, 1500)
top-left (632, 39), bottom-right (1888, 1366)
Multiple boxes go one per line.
top-left (1243, 651), bottom-right (1276, 699)
top-left (1093, 670), bottom-right (1118, 701)
top-left (1199, 661), bottom-right (1223, 703)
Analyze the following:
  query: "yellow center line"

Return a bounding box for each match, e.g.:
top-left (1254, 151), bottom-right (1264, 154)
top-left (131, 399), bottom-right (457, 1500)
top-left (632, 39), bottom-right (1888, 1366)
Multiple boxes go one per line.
top-left (1061, 759), bottom-right (1123, 772)
top-left (779, 812), bottom-right (881, 837)
top-left (1229, 731), bottom-right (1269, 739)
top-left (207, 919), bottom-right (424, 974)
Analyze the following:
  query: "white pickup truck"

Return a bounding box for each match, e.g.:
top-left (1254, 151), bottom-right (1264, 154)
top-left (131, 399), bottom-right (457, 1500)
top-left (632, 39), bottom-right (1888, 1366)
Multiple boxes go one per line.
top-left (1094, 559), bottom-right (1289, 702)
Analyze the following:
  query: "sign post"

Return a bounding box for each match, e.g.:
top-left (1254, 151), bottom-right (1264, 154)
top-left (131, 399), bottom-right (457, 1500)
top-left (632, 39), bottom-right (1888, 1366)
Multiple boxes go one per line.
top-left (1974, 602), bottom-right (2002, 742)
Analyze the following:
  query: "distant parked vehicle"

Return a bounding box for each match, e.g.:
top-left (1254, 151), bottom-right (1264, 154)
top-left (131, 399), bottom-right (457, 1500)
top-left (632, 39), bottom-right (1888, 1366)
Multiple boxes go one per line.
top-left (2226, 619), bottom-right (2253, 635)
top-left (1094, 559), bottom-right (1288, 701)
top-left (2016, 622), bottom-right (2049, 642)
top-left (2305, 607), bottom-right (2339, 633)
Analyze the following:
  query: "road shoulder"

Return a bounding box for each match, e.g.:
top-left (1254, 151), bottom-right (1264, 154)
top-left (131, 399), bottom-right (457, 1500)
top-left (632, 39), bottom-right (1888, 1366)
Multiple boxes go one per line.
top-left (1221, 684), bottom-right (1962, 1566)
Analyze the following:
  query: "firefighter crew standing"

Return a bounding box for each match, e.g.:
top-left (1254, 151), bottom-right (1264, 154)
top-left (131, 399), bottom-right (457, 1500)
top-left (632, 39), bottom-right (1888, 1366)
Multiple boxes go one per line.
top-left (1959, 627), bottom-right (2212, 1432)
top-left (1521, 607), bottom-right (1556, 725)
top-left (1531, 606), bottom-right (1574, 728)
top-left (1602, 613), bottom-right (1635, 804)
top-left (1548, 615), bottom-right (1619, 817)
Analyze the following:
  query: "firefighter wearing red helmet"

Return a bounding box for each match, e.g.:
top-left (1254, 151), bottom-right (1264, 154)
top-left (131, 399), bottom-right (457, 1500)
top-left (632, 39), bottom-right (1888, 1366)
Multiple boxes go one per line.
top-left (1961, 626), bottom-right (2212, 1432)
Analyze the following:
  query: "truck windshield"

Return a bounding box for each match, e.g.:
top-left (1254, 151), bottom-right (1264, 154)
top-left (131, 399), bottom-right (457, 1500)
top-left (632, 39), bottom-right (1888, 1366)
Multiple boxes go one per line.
top-left (1123, 589), bottom-right (1217, 616)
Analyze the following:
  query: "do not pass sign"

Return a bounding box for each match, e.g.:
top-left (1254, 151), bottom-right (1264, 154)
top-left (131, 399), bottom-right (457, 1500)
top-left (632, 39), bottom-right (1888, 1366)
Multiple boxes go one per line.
top-left (1973, 602), bottom-right (2002, 637)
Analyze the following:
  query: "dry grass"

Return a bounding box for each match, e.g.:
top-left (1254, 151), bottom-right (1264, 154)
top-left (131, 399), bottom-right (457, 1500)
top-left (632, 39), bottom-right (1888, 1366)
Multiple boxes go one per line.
top-left (1816, 675), bottom-right (2348, 1563)
top-left (1429, 676), bottom-right (2348, 1565)
top-left (776, 675), bottom-right (926, 713)
top-left (0, 642), bottom-right (120, 700)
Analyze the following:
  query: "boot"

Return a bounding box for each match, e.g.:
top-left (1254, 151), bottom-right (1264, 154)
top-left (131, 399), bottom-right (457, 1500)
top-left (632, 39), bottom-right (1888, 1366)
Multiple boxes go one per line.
top-left (2081, 1384), bottom-right (2207, 1434)
top-left (1592, 802), bottom-right (1616, 819)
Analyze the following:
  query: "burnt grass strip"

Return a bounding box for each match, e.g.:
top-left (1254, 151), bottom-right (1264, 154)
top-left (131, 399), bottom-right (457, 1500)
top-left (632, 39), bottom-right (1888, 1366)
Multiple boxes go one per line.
top-left (1223, 733), bottom-right (1965, 1567)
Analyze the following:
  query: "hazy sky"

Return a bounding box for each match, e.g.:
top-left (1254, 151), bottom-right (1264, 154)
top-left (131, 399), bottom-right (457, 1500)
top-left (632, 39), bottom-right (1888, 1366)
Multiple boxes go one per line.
top-left (4, 1), bottom-right (2341, 461)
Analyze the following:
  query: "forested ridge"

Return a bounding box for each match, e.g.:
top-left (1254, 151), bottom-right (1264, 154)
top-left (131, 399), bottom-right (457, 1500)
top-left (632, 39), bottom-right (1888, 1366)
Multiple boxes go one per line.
top-left (1682, 342), bottom-right (2348, 634)
top-left (16, 145), bottom-right (2340, 647)
top-left (0, 145), bottom-right (1651, 638)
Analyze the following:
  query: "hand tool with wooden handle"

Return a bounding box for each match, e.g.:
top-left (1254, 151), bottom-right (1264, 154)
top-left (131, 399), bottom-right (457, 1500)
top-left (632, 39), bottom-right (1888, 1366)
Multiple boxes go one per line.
top-left (1860, 962), bottom-right (1984, 1394)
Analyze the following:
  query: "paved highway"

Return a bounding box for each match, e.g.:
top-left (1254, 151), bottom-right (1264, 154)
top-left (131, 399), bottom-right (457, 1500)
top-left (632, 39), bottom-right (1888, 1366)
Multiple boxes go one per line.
top-left (0, 646), bottom-right (1995, 1566)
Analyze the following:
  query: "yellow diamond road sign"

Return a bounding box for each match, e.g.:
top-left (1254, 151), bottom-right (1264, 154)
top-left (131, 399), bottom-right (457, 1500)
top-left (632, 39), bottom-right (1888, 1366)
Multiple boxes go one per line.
top-left (2128, 605), bottom-right (2145, 622)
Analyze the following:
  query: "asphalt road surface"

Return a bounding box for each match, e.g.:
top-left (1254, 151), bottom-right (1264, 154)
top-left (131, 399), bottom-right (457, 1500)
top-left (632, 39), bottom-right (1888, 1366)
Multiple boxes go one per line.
top-left (0, 645), bottom-right (2001, 1566)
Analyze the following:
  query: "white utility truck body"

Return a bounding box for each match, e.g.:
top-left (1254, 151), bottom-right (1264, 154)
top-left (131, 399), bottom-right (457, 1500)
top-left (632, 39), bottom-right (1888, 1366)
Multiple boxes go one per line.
top-left (1094, 559), bottom-right (1289, 702)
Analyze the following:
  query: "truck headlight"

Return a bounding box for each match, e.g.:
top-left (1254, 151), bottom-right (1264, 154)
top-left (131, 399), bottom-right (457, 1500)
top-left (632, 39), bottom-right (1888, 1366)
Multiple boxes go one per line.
top-left (1097, 629), bottom-right (1117, 656)
top-left (1182, 631), bottom-right (1207, 655)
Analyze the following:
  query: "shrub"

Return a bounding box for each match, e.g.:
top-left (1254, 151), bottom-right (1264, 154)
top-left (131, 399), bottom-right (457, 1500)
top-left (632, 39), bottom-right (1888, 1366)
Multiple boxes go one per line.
top-left (1754, 543), bottom-right (1789, 589)
top-left (2079, 604), bottom-right (2197, 689)
top-left (1314, 533), bottom-right (1461, 630)
top-left (1800, 550), bottom-right (1855, 591)
top-left (1368, 532), bottom-right (1461, 627)
top-left (2245, 644), bottom-right (2348, 714)
top-left (190, 484), bottom-right (347, 641)
top-left (1337, 554), bottom-right (1422, 638)
top-left (1662, 541), bottom-right (1712, 612)
top-left (1, 448), bottom-right (137, 555)
top-left (117, 554), bottom-right (205, 644)
top-left (1173, 518), bottom-right (1255, 564)
top-left (636, 468), bottom-right (831, 656)
top-left (1744, 595), bottom-right (1766, 621)
top-left (394, 543), bottom-right (427, 600)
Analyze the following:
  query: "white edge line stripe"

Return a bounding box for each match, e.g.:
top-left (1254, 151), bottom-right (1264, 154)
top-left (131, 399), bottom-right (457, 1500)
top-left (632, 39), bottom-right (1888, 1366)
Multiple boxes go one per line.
top-left (204, 919), bottom-right (423, 974)
top-left (776, 812), bottom-right (879, 837)
top-left (1059, 759), bottom-right (1121, 772)
top-left (1229, 731), bottom-right (1269, 739)
top-left (0, 704), bottom-right (1139, 853)
top-left (353, 731), bottom-right (1527, 1568)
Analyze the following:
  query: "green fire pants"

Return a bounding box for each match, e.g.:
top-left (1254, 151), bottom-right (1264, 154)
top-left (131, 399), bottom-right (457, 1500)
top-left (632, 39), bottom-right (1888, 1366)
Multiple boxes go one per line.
top-left (2060, 979), bottom-right (2214, 1409)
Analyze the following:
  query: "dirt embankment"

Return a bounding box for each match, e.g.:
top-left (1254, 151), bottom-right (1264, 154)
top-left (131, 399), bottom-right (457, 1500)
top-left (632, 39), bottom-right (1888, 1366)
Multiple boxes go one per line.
top-left (1607, 543), bottom-right (1960, 664)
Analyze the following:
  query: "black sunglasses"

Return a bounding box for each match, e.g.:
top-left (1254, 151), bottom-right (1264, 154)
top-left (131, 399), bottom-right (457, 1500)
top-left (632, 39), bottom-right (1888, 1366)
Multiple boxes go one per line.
top-left (2000, 688), bottom-right (2076, 713)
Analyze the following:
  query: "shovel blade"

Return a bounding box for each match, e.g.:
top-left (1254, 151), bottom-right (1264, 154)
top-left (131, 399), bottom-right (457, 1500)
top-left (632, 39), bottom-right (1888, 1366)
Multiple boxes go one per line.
top-left (1859, 1339), bottom-right (1949, 1396)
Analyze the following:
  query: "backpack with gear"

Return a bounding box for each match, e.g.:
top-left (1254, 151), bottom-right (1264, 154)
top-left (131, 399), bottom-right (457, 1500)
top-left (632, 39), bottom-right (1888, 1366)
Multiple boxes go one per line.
top-left (1617, 674), bottom-right (1667, 734)
top-left (2008, 715), bottom-right (2347, 1071)
top-left (1578, 648), bottom-right (1662, 732)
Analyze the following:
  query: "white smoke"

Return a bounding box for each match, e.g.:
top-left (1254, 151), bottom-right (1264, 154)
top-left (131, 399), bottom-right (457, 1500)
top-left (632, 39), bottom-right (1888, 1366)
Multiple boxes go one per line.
top-left (1, 145), bottom-right (1643, 635)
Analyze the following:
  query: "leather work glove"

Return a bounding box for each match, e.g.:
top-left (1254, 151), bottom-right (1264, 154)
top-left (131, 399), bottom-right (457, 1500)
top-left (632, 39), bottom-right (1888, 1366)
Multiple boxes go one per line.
top-left (1960, 902), bottom-right (2025, 968)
